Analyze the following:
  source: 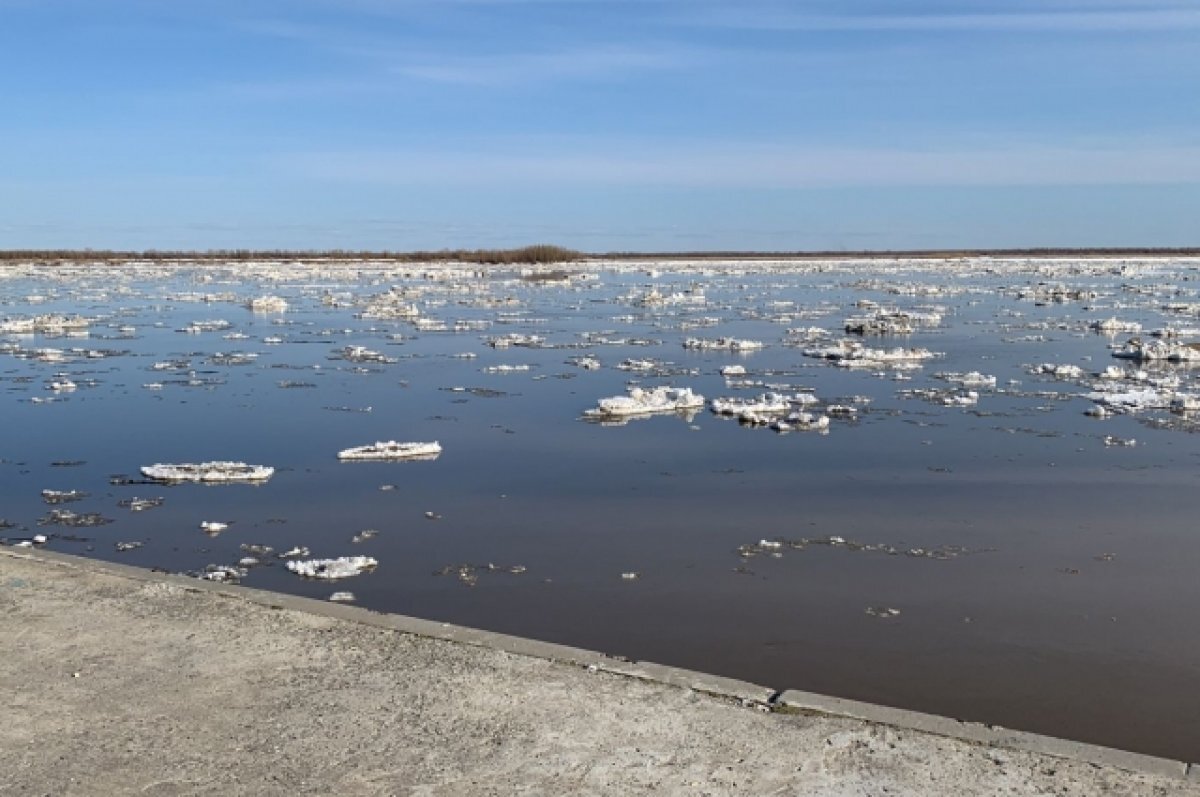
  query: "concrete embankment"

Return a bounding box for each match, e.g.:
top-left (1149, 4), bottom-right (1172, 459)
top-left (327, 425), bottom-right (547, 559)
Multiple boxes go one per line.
top-left (2, 548), bottom-right (1196, 796)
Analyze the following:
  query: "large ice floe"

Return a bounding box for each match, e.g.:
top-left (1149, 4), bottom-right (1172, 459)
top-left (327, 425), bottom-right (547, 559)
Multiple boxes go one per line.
top-left (584, 386), bottom-right (705, 420)
top-left (140, 461), bottom-right (275, 483)
top-left (843, 308), bottom-right (942, 336)
top-left (337, 441), bottom-right (442, 461)
top-left (246, 295), bottom-right (288, 313)
top-left (803, 339), bottom-right (939, 369)
top-left (286, 556), bottom-right (378, 579)
top-left (0, 314), bottom-right (90, 335)
top-left (1110, 337), bottom-right (1200, 363)
top-left (682, 337), bottom-right (765, 351)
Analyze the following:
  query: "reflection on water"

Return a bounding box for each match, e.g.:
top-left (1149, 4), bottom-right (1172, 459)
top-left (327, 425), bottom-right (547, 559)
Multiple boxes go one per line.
top-left (3, 257), bottom-right (1200, 759)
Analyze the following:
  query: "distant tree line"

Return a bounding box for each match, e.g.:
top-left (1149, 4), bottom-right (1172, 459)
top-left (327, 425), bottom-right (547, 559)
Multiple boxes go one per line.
top-left (0, 244), bottom-right (584, 265)
top-left (594, 247), bottom-right (1200, 260)
top-left (2, 245), bottom-right (1198, 264)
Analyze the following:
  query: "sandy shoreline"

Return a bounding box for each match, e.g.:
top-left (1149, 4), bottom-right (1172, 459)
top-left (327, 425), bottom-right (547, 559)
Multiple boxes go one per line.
top-left (2, 548), bottom-right (1195, 796)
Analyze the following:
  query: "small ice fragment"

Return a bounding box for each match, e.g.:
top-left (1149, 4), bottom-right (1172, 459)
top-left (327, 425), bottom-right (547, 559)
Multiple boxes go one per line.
top-left (621, 572), bottom-right (640, 580)
top-left (199, 521), bottom-right (229, 535)
top-left (329, 591), bottom-right (356, 602)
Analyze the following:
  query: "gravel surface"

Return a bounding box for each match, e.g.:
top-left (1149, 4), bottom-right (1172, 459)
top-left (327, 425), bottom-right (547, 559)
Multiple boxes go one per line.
top-left (1, 550), bottom-right (1194, 797)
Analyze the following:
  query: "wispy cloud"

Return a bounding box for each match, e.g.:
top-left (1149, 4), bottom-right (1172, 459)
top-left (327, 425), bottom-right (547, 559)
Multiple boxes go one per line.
top-left (394, 44), bottom-right (694, 85)
top-left (275, 140), bottom-right (1200, 188)
top-left (689, 7), bottom-right (1200, 33)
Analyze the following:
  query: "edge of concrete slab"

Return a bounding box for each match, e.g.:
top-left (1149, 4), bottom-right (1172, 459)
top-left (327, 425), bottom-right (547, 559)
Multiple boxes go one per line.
top-left (4, 546), bottom-right (1193, 780)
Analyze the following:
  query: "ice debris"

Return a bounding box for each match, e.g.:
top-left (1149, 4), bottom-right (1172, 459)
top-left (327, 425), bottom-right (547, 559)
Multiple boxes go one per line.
top-left (683, 337), bottom-right (765, 352)
top-left (804, 340), bottom-right (938, 368)
top-left (140, 461), bottom-right (274, 483)
top-left (1111, 337), bottom-right (1200, 362)
top-left (584, 386), bottom-right (705, 419)
top-left (41, 489), bottom-right (88, 504)
top-left (337, 441), bottom-right (442, 461)
top-left (286, 556), bottom-right (378, 579)
top-left (247, 295), bottom-right (288, 313)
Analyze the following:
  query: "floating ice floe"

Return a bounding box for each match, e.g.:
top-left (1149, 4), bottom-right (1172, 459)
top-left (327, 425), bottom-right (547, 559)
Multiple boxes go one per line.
top-left (119, 497), bottom-right (164, 512)
top-left (933, 371), bottom-right (997, 389)
top-left (844, 308), bottom-right (942, 336)
top-left (487, 333), bottom-right (544, 348)
top-left (200, 564), bottom-right (246, 583)
top-left (247, 295), bottom-right (288, 313)
top-left (1170, 394), bottom-right (1200, 413)
top-left (357, 287), bottom-right (421, 320)
top-left (709, 392), bottom-right (819, 425)
top-left (899, 388), bottom-right (980, 407)
top-left (683, 337), bottom-right (765, 351)
top-left (1085, 388), bottom-right (1173, 413)
top-left (719, 364), bottom-right (746, 377)
top-left (803, 340), bottom-right (938, 368)
top-left (140, 461), bottom-right (275, 483)
top-left (1090, 317), bottom-right (1141, 334)
top-left (629, 288), bottom-right (706, 308)
top-left (38, 509), bottom-right (112, 527)
top-left (1014, 284), bottom-right (1096, 304)
top-left (770, 411), bottom-right (831, 432)
top-left (482, 364), bottom-right (531, 373)
top-left (1033, 363), bottom-right (1086, 379)
top-left (180, 319), bottom-right (232, 334)
top-left (338, 345), bottom-right (396, 364)
top-left (41, 489), bottom-right (88, 504)
top-left (1111, 337), bottom-right (1200, 362)
top-left (7, 534), bottom-right (49, 548)
top-left (710, 392), bottom-right (791, 417)
top-left (0, 314), bottom-right (90, 335)
top-left (286, 556), bottom-right (378, 579)
top-left (337, 441), bottom-right (442, 461)
top-left (584, 386), bottom-right (705, 419)
top-left (199, 521), bottom-right (229, 535)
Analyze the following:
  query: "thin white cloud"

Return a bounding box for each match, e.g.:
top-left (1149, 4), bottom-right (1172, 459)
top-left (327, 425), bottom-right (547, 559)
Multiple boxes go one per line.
top-left (691, 8), bottom-right (1200, 33)
top-left (394, 45), bottom-right (693, 85)
top-left (275, 141), bottom-right (1200, 188)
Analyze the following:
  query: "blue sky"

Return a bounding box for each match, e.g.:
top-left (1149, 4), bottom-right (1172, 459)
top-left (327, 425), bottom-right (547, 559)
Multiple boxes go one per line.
top-left (2, 0), bottom-right (1198, 251)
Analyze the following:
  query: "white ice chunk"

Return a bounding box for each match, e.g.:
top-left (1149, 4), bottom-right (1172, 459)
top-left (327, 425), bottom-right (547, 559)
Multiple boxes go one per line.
top-left (141, 462), bottom-right (274, 483)
top-left (337, 441), bottom-right (442, 461)
top-left (286, 556), bottom-right (378, 579)
top-left (585, 386), bottom-right (705, 418)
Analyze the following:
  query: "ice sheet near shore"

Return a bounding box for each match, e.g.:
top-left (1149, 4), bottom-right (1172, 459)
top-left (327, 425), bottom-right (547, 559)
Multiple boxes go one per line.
top-left (337, 441), bottom-right (442, 461)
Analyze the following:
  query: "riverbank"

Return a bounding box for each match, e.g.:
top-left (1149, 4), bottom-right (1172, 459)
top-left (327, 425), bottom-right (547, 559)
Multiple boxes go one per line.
top-left (1, 548), bottom-right (1194, 796)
